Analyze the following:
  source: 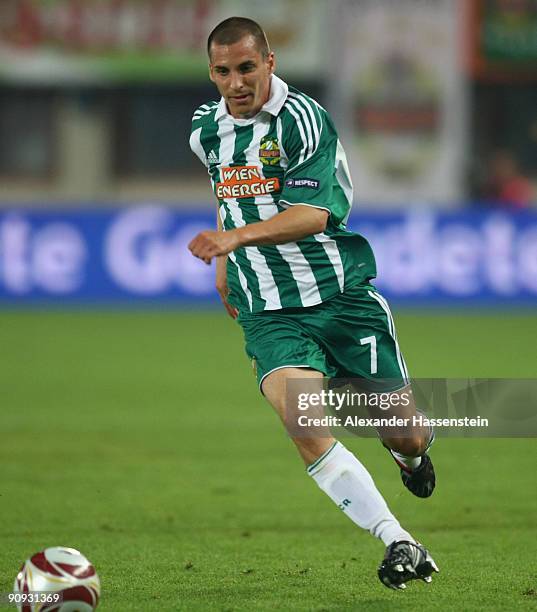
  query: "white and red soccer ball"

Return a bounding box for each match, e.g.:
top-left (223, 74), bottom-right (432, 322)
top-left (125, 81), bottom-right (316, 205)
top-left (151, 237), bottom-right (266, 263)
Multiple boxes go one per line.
top-left (13, 547), bottom-right (100, 611)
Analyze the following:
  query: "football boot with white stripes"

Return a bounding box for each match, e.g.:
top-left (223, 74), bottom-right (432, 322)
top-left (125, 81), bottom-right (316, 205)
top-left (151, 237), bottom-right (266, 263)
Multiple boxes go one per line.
top-left (378, 540), bottom-right (439, 590)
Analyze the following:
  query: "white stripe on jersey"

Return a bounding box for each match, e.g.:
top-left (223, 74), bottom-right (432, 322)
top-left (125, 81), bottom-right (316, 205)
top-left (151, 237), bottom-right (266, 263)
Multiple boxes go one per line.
top-left (244, 119), bottom-right (322, 309)
top-left (218, 204), bottom-right (226, 226)
top-left (367, 290), bottom-right (410, 384)
top-left (288, 92), bottom-right (321, 151)
top-left (275, 117), bottom-right (289, 170)
top-left (284, 102), bottom-right (309, 165)
top-left (252, 189), bottom-right (324, 306)
top-left (218, 118), bottom-right (282, 310)
top-left (229, 251), bottom-right (252, 310)
top-left (217, 117), bottom-right (235, 171)
top-left (242, 119), bottom-right (282, 309)
top-left (214, 135), bottom-right (251, 310)
top-left (284, 98), bottom-right (324, 172)
top-left (223, 200), bottom-right (246, 228)
top-left (314, 233), bottom-right (345, 292)
top-left (189, 127), bottom-right (207, 166)
top-left (335, 139), bottom-right (354, 217)
top-left (286, 97), bottom-right (315, 159)
top-left (274, 243), bottom-right (323, 306)
top-left (192, 104), bottom-right (218, 120)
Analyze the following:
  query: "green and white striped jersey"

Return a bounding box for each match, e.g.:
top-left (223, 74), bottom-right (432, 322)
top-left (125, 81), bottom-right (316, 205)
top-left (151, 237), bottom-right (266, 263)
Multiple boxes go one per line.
top-left (189, 75), bottom-right (376, 313)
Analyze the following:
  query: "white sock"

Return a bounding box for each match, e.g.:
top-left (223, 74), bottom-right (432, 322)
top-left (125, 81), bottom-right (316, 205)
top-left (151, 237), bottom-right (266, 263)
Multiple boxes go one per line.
top-left (390, 450), bottom-right (422, 473)
top-left (308, 442), bottom-right (414, 546)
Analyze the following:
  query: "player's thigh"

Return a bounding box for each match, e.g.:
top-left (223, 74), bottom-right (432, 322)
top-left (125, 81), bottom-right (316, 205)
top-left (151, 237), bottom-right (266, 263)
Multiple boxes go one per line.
top-left (262, 366), bottom-right (324, 421)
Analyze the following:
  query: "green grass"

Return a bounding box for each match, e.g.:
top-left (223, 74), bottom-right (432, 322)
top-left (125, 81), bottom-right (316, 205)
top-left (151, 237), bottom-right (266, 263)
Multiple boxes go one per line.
top-left (1, 311), bottom-right (537, 611)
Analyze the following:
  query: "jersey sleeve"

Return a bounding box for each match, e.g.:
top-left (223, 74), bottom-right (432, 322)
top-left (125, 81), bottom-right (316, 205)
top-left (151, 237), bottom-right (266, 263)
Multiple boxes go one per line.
top-left (189, 116), bottom-right (208, 167)
top-left (189, 102), bottom-right (218, 167)
top-left (279, 96), bottom-right (339, 219)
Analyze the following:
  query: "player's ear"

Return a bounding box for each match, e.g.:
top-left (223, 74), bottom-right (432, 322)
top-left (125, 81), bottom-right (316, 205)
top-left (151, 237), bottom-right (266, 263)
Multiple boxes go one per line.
top-left (266, 51), bottom-right (275, 75)
top-left (208, 63), bottom-right (215, 83)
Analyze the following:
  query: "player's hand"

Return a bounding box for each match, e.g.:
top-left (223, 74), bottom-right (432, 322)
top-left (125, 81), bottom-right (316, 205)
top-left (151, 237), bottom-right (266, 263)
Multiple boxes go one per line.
top-left (188, 230), bottom-right (239, 265)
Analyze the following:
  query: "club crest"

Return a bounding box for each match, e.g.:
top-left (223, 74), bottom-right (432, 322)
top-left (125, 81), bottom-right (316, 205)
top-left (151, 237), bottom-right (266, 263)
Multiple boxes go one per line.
top-left (259, 137), bottom-right (281, 166)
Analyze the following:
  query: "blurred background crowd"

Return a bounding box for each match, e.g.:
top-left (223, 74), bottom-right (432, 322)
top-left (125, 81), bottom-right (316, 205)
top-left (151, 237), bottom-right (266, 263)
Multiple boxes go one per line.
top-left (0, 0), bottom-right (536, 306)
top-left (0, 0), bottom-right (535, 209)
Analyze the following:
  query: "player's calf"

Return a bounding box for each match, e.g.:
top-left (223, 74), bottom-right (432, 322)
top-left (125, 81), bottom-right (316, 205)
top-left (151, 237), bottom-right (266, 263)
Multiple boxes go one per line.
top-left (370, 394), bottom-right (436, 498)
top-left (291, 435), bottom-right (336, 466)
top-left (383, 430), bottom-right (436, 498)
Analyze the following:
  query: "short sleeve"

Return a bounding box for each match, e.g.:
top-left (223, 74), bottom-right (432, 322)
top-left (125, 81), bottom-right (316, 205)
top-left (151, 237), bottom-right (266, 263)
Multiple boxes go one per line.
top-left (189, 102), bottom-right (219, 168)
top-left (279, 94), bottom-right (337, 216)
top-left (190, 122), bottom-right (207, 168)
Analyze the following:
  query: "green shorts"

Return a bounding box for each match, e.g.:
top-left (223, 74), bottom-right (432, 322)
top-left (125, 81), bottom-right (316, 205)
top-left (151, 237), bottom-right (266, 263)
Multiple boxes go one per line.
top-left (238, 282), bottom-right (409, 393)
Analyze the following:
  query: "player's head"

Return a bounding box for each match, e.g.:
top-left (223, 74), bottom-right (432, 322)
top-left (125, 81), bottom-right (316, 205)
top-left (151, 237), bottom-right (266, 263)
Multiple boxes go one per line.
top-left (207, 17), bottom-right (275, 119)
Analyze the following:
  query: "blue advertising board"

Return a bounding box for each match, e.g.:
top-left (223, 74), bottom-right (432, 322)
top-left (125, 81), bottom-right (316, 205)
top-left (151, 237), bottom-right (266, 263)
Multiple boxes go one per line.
top-left (0, 206), bottom-right (536, 305)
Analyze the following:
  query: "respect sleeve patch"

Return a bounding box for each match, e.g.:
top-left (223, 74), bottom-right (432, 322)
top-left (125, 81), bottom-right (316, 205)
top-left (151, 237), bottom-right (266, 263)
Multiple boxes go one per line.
top-left (285, 178), bottom-right (320, 189)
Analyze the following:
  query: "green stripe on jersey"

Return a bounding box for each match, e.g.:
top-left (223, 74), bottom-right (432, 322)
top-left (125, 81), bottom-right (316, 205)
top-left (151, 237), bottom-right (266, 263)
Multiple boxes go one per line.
top-left (230, 122), bottom-right (302, 307)
top-left (296, 236), bottom-right (341, 302)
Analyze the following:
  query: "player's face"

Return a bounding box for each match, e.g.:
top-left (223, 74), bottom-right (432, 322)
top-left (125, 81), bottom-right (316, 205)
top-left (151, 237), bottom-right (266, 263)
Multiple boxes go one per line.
top-left (209, 35), bottom-right (275, 119)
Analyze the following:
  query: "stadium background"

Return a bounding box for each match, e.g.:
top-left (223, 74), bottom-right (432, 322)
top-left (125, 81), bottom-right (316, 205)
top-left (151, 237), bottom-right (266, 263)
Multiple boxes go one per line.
top-left (1, 1), bottom-right (536, 610)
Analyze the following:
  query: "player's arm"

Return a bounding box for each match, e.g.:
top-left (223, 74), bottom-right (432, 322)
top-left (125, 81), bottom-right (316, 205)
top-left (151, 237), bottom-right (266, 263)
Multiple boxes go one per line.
top-left (188, 205), bottom-right (328, 265)
top-left (236, 204), bottom-right (328, 246)
top-left (215, 212), bottom-right (238, 319)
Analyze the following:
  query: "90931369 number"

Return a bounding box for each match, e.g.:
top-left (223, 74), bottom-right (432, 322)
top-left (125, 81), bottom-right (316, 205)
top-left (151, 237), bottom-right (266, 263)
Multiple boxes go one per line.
top-left (5, 591), bottom-right (63, 605)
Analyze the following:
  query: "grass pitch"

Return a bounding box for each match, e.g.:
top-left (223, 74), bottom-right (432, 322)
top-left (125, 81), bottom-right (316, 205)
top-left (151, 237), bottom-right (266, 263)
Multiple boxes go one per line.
top-left (1, 310), bottom-right (537, 611)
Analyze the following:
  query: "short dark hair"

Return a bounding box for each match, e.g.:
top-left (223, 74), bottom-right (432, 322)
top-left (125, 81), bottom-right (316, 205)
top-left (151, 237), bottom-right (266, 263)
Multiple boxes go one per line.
top-left (207, 17), bottom-right (270, 59)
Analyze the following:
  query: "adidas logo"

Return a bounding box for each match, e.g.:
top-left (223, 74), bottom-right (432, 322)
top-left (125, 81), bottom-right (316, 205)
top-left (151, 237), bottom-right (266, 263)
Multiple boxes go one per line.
top-left (207, 150), bottom-right (219, 164)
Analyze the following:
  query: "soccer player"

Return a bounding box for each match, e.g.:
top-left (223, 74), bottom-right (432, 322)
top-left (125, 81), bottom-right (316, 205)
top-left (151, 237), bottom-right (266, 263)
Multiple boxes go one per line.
top-left (188, 17), bottom-right (438, 590)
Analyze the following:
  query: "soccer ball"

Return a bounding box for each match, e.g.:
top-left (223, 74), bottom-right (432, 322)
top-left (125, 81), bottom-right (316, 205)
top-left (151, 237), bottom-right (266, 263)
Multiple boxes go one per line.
top-left (13, 547), bottom-right (100, 611)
